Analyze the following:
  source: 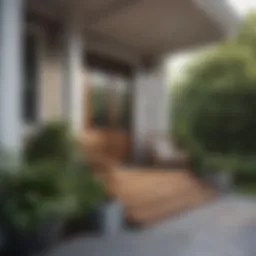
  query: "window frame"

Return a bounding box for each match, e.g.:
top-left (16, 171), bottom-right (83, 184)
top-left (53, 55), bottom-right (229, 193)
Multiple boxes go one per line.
top-left (88, 68), bottom-right (132, 130)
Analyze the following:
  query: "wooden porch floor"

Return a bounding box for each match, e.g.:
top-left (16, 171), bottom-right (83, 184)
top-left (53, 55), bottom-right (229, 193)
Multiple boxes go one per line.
top-left (98, 167), bottom-right (216, 226)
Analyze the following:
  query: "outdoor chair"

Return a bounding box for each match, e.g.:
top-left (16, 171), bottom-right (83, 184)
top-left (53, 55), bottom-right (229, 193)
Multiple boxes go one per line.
top-left (144, 134), bottom-right (189, 168)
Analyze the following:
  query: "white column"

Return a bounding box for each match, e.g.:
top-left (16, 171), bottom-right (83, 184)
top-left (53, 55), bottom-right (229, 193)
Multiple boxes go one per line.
top-left (63, 24), bottom-right (85, 135)
top-left (133, 60), bottom-right (169, 160)
top-left (0, 0), bottom-right (24, 163)
top-left (133, 68), bottom-right (149, 160)
top-left (152, 59), bottom-right (169, 135)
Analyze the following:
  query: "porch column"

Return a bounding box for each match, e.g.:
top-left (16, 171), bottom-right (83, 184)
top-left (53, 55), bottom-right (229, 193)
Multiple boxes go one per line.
top-left (63, 23), bottom-right (85, 135)
top-left (0, 0), bottom-right (24, 163)
top-left (133, 59), bottom-right (169, 160)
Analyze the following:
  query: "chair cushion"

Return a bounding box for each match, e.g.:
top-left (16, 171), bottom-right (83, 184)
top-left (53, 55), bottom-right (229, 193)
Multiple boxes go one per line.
top-left (154, 140), bottom-right (174, 161)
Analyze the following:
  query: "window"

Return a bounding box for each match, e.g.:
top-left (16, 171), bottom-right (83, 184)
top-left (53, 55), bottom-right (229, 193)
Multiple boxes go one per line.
top-left (23, 33), bottom-right (38, 124)
top-left (89, 69), bottom-right (132, 130)
top-left (111, 76), bottom-right (131, 130)
top-left (86, 53), bottom-right (133, 131)
top-left (90, 70), bottom-right (109, 128)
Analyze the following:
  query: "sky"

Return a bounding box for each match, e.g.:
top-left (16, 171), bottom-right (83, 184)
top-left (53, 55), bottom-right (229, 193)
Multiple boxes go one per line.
top-left (228, 0), bottom-right (256, 15)
top-left (168, 0), bottom-right (256, 85)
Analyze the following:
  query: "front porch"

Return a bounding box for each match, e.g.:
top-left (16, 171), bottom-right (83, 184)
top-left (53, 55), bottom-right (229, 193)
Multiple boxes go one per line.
top-left (0, 0), bottom-right (238, 161)
top-left (0, 0), bottom-right (239, 225)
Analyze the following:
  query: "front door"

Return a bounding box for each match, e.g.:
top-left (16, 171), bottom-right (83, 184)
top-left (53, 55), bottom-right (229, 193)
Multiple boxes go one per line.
top-left (83, 54), bottom-right (133, 162)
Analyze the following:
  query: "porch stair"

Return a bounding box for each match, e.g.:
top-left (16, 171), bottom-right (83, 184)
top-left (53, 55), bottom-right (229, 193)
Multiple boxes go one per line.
top-left (103, 169), bottom-right (215, 226)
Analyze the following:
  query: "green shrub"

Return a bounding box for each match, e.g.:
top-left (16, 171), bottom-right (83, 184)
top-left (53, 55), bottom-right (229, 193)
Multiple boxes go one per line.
top-left (233, 156), bottom-right (256, 184)
top-left (172, 43), bottom-right (256, 155)
top-left (0, 162), bottom-right (77, 232)
top-left (171, 16), bottom-right (256, 179)
top-left (1, 122), bottom-right (106, 234)
top-left (25, 122), bottom-right (74, 163)
top-left (63, 170), bottom-right (106, 218)
top-left (200, 153), bottom-right (246, 175)
top-left (0, 161), bottom-right (105, 233)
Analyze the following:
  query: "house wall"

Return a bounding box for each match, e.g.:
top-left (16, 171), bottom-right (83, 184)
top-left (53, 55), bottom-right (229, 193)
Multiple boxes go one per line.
top-left (23, 23), bottom-right (65, 130)
top-left (40, 34), bottom-right (64, 123)
top-left (41, 52), bottom-right (63, 122)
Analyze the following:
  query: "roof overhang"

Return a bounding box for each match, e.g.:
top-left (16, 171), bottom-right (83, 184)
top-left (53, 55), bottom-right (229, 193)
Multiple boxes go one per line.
top-left (27, 0), bottom-right (240, 59)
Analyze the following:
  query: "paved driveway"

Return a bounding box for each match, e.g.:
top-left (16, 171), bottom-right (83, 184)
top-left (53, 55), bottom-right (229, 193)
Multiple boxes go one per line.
top-left (48, 195), bottom-right (256, 256)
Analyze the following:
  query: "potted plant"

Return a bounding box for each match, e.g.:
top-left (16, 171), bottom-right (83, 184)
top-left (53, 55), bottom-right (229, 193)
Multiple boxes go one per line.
top-left (0, 122), bottom-right (109, 253)
top-left (62, 168), bottom-right (107, 238)
top-left (0, 161), bottom-right (80, 256)
top-left (202, 154), bottom-right (239, 192)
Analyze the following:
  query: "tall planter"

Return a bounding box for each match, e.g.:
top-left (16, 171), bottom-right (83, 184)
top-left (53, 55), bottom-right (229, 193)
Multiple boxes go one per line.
top-left (201, 154), bottom-right (238, 193)
top-left (99, 200), bottom-right (124, 236)
top-left (209, 172), bottom-right (234, 193)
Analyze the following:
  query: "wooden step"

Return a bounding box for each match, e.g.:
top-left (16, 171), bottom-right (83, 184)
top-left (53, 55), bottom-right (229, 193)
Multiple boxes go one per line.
top-left (115, 172), bottom-right (201, 206)
top-left (114, 170), bottom-right (189, 191)
top-left (114, 172), bottom-right (191, 195)
top-left (97, 165), bottom-right (215, 226)
top-left (127, 187), bottom-right (215, 225)
top-left (118, 176), bottom-right (201, 208)
top-left (126, 184), bottom-right (207, 217)
top-left (120, 173), bottom-right (215, 225)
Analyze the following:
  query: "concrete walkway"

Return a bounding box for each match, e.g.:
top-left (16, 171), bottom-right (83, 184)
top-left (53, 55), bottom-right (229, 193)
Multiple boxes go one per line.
top-left (48, 195), bottom-right (256, 256)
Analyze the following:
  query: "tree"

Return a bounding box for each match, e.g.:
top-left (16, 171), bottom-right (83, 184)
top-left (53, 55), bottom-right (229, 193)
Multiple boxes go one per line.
top-left (236, 12), bottom-right (256, 56)
top-left (171, 13), bottom-right (256, 170)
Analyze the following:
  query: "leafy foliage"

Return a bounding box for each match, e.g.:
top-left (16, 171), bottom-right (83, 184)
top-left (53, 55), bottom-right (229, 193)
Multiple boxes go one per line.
top-left (25, 122), bottom-right (73, 163)
top-left (0, 123), bottom-right (105, 234)
top-left (0, 162), bottom-right (105, 233)
top-left (171, 13), bottom-right (256, 174)
top-left (0, 162), bottom-right (74, 232)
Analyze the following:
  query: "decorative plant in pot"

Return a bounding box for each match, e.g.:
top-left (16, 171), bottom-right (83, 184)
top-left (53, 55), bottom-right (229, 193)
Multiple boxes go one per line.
top-left (62, 167), bottom-right (106, 237)
top-left (201, 154), bottom-right (240, 192)
top-left (0, 162), bottom-right (80, 256)
top-left (0, 122), bottom-right (107, 255)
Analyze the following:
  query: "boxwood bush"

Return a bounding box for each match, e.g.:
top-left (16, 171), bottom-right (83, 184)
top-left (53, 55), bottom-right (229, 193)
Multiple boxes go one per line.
top-left (171, 14), bottom-right (256, 181)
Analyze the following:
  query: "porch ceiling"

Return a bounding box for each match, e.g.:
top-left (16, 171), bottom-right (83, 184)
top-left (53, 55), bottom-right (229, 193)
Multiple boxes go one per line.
top-left (27, 0), bottom-right (239, 57)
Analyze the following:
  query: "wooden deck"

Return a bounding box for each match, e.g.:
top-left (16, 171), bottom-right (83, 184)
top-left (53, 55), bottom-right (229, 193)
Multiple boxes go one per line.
top-left (99, 167), bottom-right (216, 226)
top-left (82, 132), bottom-right (215, 225)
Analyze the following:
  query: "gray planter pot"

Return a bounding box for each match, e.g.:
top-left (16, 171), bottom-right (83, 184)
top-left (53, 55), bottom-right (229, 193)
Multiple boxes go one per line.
top-left (99, 201), bottom-right (124, 236)
top-left (209, 172), bottom-right (233, 193)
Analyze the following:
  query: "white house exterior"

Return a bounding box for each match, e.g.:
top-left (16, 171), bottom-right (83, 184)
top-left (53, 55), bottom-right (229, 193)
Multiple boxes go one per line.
top-left (0, 0), bottom-right (239, 164)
